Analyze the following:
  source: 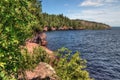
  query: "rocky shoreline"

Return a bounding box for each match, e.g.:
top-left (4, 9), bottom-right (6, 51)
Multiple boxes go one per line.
top-left (19, 32), bottom-right (59, 80)
top-left (43, 26), bottom-right (90, 32)
top-left (43, 23), bottom-right (111, 32)
top-left (21, 25), bottom-right (111, 79)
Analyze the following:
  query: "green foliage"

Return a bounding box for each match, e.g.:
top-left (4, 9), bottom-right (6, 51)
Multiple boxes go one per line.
top-left (40, 13), bottom-right (110, 30)
top-left (0, 0), bottom-right (42, 79)
top-left (20, 47), bottom-right (50, 70)
top-left (53, 48), bottom-right (93, 80)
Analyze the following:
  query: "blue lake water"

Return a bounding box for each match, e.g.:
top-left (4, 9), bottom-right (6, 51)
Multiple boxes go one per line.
top-left (46, 27), bottom-right (120, 80)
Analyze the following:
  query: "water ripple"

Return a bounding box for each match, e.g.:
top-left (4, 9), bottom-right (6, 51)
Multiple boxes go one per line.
top-left (46, 29), bottom-right (120, 80)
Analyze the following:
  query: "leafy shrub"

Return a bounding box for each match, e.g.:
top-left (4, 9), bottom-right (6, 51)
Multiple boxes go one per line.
top-left (53, 48), bottom-right (93, 80)
top-left (0, 0), bottom-right (42, 79)
top-left (20, 47), bottom-right (50, 70)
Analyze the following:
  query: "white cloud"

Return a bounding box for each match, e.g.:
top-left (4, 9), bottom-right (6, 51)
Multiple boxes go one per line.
top-left (79, 0), bottom-right (119, 7)
top-left (67, 0), bottom-right (120, 26)
top-left (81, 10), bottom-right (106, 15)
top-left (62, 0), bottom-right (120, 26)
top-left (80, 0), bottom-right (103, 7)
top-left (104, 0), bottom-right (119, 3)
top-left (66, 7), bottom-right (120, 26)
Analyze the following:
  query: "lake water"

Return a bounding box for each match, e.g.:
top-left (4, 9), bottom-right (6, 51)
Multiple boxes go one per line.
top-left (46, 27), bottom-right (120, 80)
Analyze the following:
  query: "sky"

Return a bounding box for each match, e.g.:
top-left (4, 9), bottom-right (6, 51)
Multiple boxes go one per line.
top-left (42, 0), bottom-right (120, 27)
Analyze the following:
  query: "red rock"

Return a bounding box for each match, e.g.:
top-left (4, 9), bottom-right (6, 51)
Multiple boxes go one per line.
top-left (18, 62), bottom-right (59, 80)
top-left (43, 26), bottom-right (48, 31)
top-left (39, 32), bottom-right (47, 40)
top-left (51, 27), bottom-right (56, 31)
top-left (41, 40), bottom-right (48, 46)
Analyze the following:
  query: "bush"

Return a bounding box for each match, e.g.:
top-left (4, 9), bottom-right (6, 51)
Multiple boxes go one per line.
top-left (0, 0), bottom-right (41, 79)
top-left (20, 47), bottom-right (50, 70)
top-left (53, 48), bottom-right (93, 80)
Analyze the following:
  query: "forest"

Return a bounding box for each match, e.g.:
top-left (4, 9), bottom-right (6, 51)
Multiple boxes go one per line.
top-left (40, 13), bottom-right (110, 31)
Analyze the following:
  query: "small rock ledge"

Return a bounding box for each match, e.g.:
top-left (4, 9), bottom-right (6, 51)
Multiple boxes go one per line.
top-left (19, 62), bottom-right (58, 80)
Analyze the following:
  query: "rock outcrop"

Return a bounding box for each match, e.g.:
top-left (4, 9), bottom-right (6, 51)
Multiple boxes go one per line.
top-left (39, 32), bottom-right (48, 46)
top-left (18, 62), bottom-right (59, 80)
top-left (24, 41), bottom-right (55, 59)
top-left (28, 32), bottom-right (47, 46)
top-left (51, 27), bottom-right (56, 31)
top-left (43, 26), bottom-right (48, 31)
top-left (20, 32), bottom-right (60, 80)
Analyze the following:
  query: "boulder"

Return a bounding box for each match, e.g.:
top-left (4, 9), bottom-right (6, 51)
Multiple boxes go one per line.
top-left (69, 27), bottom-right (73, 30)
top-left (41, 40), bottom-right (48, 46)
top-left (51, 27), bottom-right (56, 31)
top-left (28, 32), bottom-right (47, 46)
top-left (39, 32), bottom-right (47, 40)
top-left (18, 62), bottom-right (59, 80)
top-left (63, 26), bottom-right (68, 30)
top-left (58, 27), bottom-right (64, 30)
top-left (39, 32), bottom-right (47, 46)
top-left (43, 26), bottom-right (48, 31)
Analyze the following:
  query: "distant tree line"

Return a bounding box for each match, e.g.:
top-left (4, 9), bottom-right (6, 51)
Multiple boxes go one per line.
top-left (39, 13), bottom-right (110, 31)
top-left (33, 1), bottom-right (111, 31)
